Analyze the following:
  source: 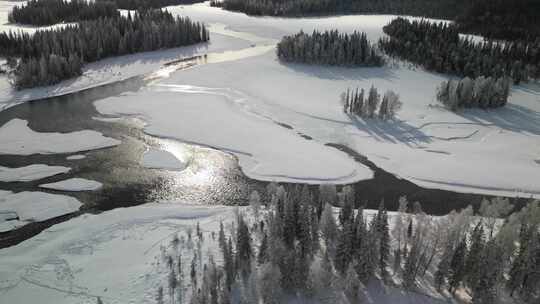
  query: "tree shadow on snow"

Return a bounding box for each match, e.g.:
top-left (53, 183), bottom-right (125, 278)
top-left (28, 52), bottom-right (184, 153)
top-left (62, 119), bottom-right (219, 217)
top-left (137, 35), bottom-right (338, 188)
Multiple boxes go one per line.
top-left (278, 61), bottom-right (399, 82)
top-left (361, 279), bottom-right (453, 304)
top-left (456, 103), bottom-right (540, 135)
top-left (348, 114), bottom-right (432, 147)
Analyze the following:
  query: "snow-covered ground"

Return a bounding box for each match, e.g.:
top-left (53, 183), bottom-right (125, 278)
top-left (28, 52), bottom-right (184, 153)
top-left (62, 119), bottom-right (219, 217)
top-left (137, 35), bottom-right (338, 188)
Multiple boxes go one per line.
top-left (0, 190), bottom-right (81, 232)
top-left (1, 2), bottom-right (518, 191)
top-left (0, 203), bottom-right (229, 303)
top-left (142, 148), bottom-right (187, 171)
top-left (94, 2), bottom-right (540, 196)
top-left (66, 154), bottom-right (86, 160)
top-left (0, 203), bottom-right (456, 304)
top-left (0, 164), bottom-right (70, 182)
top-left (96, 88), bottom-right (372, 183)
top-left (0, 119), bottom-right (120, 155)
top-left (40, 178), bottom-right (103, 192)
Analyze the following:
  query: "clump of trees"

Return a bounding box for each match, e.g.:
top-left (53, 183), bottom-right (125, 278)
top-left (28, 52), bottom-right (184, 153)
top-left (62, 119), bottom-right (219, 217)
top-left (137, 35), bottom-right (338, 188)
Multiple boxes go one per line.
top-left (277, 30), bottom-right (383, 66)
top-left (342, 86), bottom-right (402, 120)
top-left (437, 76), bottom-right (512, 110)
top-left (379, 18), bottom-right (540, 84)
top-left (96, 0), bottom-right (205, 10)
top-left (8, 0), bottom-right (119, 26)
top-left (157, 184), bottom-right (540, 304)
top-left (214, 0), bottom-right (539, 44)
top-left (455, 0), bottom-right (540, 41)
top-left (0, 10), bottom-right (209, 89)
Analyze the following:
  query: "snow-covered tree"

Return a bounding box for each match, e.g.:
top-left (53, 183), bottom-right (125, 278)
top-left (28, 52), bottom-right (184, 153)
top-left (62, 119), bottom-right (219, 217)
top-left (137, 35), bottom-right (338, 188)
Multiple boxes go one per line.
top-left (320, 203), bottom-right (338, 256)
top-left (249, 190), bottom-right (262, 220)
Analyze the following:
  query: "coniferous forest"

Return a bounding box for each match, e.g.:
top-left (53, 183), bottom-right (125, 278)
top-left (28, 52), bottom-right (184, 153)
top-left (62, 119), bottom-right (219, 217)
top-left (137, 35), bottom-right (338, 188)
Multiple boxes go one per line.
top-left (8, 0), bottom-right (119, 26)
top-left (455, 0), bottom-right (540, 41)
top-left (212, 0), bottom-right (465, 19)
top-left (0, 10), bottom-right (209, 88)
top-left (96, 0), bottom-right (205, 10)
top-left (379, 18), bottom-right (540, 84)
top-left (158, 184), bottom-right (540, 304)
top-left (277, 30), bottom-right (383, 67)
top-left (437, 76), bottom-right (512, 111)
top-left (214, 0), bottom-right (540, 44)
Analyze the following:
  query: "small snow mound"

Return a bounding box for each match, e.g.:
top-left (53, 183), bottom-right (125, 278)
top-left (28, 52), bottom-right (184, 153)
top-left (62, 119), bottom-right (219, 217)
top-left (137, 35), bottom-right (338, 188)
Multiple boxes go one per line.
top-left (0, 119), bottom-right (120, 155)
top-left (0, 164), bottom-right (70, 182)
top-left (40, 178), bottom-right (103, 192)
top-left (66, 154), bottom-right (86, 160)
top-left (0, 191), bottom-right (82, 232)
top-left (141, 148), bottom-right (187, 171)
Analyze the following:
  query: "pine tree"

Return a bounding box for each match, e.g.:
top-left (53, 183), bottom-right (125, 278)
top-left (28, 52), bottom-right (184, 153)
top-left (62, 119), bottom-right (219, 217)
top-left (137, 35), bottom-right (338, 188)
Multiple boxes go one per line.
top-left (320, 203), bottom-right (338, 256)
top-left (377, 205), bottom-right (390, 278)
top-left (367, 85), bottom-right (380, 118)
top-left (344, 264), bottom-right (361, 302)
top-left (235, 215), bottom-right (252, 279)
top-left (465, 222), bottom-right (485, 291)
top-left (334, 218), bottom-right (354, 274)
top-left (355, 226), bottom-right (376, 283)
top-left (508, 222), bottom-right (531, 297)
top-left (448, 238), bottom-right (467, 293)
top-left (258, 232), bottom-right (268, 264)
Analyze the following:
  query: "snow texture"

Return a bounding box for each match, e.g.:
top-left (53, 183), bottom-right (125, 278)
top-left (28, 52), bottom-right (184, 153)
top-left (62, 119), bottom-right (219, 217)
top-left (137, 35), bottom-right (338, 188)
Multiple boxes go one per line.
top-left (1, 2), bottom-right (539, 194)
top-left (0, 164), bottom-right (70, 182)
top-left (0, 119), bottom-right (120, 155)
top-left (66, 154), bottom-right (86, 160)
top-left (40, 178), bottom-right (103, 192)
top-left (96, 2), bottom-right (539, 197)
top-left (0, 191), bottom-right (81, 232)
top-left (141, 148), bottom-right (187, 170)
top-left (0, 203), bottom-right (456, 304)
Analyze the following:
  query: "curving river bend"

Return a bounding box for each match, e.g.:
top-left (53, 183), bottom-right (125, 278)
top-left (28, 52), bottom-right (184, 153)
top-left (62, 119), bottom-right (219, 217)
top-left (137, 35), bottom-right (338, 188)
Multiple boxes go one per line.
top-left (0, 30), bottom-right (525, 248)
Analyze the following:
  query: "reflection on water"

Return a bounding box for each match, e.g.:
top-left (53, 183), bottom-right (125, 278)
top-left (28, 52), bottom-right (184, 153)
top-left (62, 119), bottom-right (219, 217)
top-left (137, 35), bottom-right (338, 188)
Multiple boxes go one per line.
top-left (146, 138), bottom-right (263, 206)
top-left (145, 44), bottom-right (275, 83)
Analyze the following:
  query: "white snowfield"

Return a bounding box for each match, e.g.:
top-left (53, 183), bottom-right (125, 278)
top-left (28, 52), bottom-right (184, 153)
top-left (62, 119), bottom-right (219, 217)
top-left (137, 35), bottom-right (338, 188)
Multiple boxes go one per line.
top-left (0, 2), bottom-right (538, 193)
top-left (100, 2), bottom-right (540, 196)
top-left (66, 154), bottom-right (86, 160)
top-left (0, 119), bottom-right (120, 155)
top-left (0, 203), bottom-right (229, 304)
top-left (0, 204), bottom-right (452, 304)
top-left (0, 190), bottom-right (82, 232)
top-left (96, 87), bottom-right (371, 184)
top-left (142, 148), bottom-right (187, 170)
top-left (0, 164), bottom-right (70, 182)
top-left (40, 178), bottom-right (103, 192)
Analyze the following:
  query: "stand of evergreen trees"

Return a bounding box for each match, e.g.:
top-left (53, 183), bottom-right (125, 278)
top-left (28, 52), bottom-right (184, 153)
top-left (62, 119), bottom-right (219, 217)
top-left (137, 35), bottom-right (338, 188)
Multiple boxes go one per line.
top-left (214, 0), bottom-right (539, 44)
top-left (455, 0), bottom-right (540, 41)
top-left (437, 76), bottom-right (511, 111)
top-left (213, 0), bottom-right (465, 18)
top-left (0, 10), bottom-right (209, 89)
top-left (157, 184), bottom-right (540, 304)
top-left (379, 18), bottom-right (540, 84)
top-left (96, 0), bottom-right (205, 10)
top-left (342, 86), bottom-right (402, 120)
top-left (277, 30), bottom-right (383, 66)
top-left (8, 0), bottom-right (119, 26)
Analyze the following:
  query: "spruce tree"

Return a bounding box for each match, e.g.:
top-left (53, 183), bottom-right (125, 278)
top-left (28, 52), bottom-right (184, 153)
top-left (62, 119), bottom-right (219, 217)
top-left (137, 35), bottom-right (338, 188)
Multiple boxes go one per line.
top-left (448, 238), bottom-right (467, 293)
